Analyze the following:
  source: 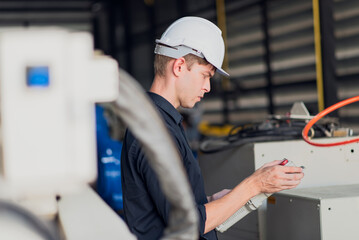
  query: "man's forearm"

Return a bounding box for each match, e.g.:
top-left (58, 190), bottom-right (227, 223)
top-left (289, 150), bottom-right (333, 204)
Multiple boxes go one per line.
top-left (204, 176), bottom-right (259, 234)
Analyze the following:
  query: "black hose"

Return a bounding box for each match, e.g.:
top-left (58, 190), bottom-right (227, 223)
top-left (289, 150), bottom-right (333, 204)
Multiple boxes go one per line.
top-left (200, 135), bottom-right (299, 154)
top-left (199, 120), bottom-right (329, 154)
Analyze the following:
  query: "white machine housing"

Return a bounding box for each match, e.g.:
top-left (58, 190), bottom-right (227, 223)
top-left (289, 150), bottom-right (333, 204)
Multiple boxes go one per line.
top-left (0, 28), bottom-right (119, 214)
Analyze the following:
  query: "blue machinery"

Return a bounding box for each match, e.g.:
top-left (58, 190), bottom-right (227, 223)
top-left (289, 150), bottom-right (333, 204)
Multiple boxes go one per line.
top-left (96, 105), bottom-right (123, 212)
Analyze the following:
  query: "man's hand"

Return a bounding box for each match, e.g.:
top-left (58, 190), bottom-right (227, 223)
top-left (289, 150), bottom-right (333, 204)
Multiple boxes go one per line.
top-left (250, 160), bottom-right (304, 195)
top-left (204, 159), bottom-right (304, 234)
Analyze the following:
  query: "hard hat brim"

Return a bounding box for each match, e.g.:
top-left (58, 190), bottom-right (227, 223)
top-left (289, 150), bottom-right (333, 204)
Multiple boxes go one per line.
top-left (216, 67), bottom-right (229, 77)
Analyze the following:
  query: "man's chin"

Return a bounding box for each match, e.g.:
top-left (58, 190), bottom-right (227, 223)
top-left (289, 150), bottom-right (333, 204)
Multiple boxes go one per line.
top-left (182, 103), bottom-right (196, 109)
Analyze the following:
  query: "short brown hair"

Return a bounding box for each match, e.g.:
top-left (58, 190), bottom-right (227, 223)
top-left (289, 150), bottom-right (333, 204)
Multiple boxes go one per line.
top-left (154, 53), bottom-right (211, 77)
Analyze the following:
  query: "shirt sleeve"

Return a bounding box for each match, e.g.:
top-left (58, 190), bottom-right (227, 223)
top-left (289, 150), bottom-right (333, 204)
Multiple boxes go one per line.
top-left (198, 204), bottom-right (208, 237)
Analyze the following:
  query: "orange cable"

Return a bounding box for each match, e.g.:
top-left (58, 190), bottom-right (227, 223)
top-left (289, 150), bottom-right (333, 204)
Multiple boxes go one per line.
top-left (302, 96), bottom-right (359, 147)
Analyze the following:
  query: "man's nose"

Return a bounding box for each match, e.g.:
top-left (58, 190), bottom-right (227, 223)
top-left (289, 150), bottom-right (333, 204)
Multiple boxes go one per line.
top-left (203, 78), bottom-right (211, 93)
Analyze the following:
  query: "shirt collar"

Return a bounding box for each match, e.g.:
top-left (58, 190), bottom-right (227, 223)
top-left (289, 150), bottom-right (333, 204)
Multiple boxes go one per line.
top-left (147, 92), bottom-right (183, 125)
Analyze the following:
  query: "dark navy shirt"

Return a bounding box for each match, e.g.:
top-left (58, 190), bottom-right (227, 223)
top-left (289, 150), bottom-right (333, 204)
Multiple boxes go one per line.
top-left (121, 92), bottom-right (218, 240)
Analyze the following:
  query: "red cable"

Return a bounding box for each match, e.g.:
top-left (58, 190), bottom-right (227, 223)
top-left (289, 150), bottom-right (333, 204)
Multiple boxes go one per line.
top-left (302, 96), bottom-right (359, 147)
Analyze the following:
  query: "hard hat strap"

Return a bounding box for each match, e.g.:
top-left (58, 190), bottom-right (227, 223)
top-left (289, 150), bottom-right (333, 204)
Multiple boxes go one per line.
top-left (154, 44), bottom-right (204, 60)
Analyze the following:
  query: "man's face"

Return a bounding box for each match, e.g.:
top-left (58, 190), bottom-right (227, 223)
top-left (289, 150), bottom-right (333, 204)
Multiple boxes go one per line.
top-left (176, 61), bottom-right (215, 109)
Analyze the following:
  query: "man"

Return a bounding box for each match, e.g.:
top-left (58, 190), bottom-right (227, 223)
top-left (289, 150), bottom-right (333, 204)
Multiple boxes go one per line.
top-left (121, 16), bottom-right (304, 240)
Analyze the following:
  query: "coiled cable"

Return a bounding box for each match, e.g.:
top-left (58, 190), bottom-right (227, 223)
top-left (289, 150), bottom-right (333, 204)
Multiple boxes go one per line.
top-left (302, 96), bottom-right (359, 147)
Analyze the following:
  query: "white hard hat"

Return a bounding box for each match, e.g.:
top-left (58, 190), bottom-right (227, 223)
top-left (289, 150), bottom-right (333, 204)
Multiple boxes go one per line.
top-left (154, 16), bottom-right (229, 77)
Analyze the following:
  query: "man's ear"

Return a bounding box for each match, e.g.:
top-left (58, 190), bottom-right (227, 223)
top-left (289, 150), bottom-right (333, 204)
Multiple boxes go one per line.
top-left (172, 57), bottom-right (186, 77)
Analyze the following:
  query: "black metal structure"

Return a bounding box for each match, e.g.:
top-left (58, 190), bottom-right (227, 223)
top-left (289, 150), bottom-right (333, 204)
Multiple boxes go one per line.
top-left (261, 0), bottom-right (274, 115)
top-left (319, 0), bottom-right (339, 111)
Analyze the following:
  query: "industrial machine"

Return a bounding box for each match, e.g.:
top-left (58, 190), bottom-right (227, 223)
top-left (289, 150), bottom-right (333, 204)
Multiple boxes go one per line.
top-left (198, 103), bottom-right (359, 240)
top-left (0, 27), bottom-right (135, 240)
top-left (0, 28), bottom-right (198, 240)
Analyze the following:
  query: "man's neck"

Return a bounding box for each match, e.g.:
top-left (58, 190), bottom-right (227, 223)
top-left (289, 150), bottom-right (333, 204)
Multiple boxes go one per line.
top-left (150, 75), bottom-right (179, 109)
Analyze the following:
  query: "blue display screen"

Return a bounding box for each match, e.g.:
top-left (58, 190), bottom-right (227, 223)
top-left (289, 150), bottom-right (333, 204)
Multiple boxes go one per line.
top-left (27, 66), bottom-right (49, 87)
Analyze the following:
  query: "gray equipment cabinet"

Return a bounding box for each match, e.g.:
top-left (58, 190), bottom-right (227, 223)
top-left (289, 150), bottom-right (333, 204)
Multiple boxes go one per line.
top-left (267, 184), bottom-right (359, 240)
